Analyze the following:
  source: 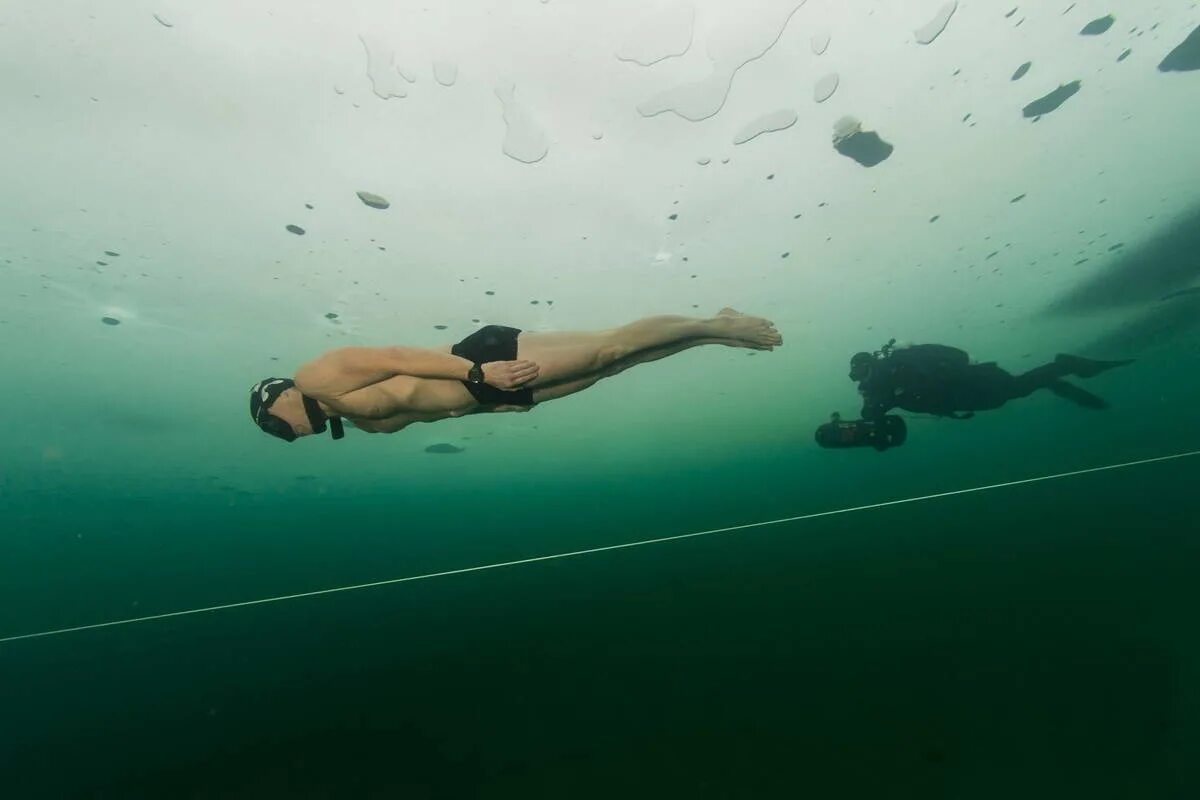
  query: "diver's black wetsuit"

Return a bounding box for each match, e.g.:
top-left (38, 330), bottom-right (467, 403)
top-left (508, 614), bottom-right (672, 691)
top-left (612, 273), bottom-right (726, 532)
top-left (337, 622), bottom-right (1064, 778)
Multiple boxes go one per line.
top-left (856, 345), bottom-right (1129, 420)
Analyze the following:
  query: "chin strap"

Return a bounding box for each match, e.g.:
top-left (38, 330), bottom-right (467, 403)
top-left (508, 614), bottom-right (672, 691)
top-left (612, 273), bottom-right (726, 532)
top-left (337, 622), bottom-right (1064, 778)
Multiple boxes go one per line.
top-left (301, 393), bottom-right (345, 441)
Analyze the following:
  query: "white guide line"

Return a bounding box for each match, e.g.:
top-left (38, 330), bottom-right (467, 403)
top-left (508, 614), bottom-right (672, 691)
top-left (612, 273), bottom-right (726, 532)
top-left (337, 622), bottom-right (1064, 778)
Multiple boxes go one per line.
top-left (2, 449), bottom-right (1196, 645)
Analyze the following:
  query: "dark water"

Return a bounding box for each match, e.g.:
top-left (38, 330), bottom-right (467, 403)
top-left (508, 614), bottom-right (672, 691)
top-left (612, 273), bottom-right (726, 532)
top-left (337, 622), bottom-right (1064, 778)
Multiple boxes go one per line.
top-left (3, 368), bottom-right (1198, 797)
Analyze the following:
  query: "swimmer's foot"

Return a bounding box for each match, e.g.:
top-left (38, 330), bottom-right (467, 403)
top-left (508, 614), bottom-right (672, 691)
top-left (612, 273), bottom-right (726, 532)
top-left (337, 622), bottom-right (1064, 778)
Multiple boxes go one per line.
top-left (714, 308), bottom-right (783, 350)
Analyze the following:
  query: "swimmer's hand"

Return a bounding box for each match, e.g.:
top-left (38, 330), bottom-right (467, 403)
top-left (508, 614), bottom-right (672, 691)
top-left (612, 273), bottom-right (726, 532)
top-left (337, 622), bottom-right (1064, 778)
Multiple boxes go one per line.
top-left (491, 404), bottom-right (533, 413)
top-left (482, 359), bottom-right (539, 389)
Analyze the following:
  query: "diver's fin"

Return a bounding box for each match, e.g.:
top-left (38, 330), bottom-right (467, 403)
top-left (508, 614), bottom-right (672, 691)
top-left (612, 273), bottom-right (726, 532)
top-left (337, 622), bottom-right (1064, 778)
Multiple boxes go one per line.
top-left (1047, 379), bottom-right (1109, 409)
top-left (1054, 354), bottom-right (1135, 379)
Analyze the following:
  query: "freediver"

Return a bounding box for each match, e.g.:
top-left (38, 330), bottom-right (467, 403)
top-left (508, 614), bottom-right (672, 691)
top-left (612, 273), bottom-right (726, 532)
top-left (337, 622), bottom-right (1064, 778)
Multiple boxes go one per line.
top-left (250, 309), bottom-right (782, 442)
top-left (815, 340), bottom-right (1133, 451)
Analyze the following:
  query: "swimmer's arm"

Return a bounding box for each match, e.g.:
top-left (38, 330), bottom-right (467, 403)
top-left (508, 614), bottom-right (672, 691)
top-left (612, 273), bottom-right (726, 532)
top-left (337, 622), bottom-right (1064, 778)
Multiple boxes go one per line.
top-left (295, 347), bottom-right (474, 398)
top-left (295, 347), bottom-right (539, 398)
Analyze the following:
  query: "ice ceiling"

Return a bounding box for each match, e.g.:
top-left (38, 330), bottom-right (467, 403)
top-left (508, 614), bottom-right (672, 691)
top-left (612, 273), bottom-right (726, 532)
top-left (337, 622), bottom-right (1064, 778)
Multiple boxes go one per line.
top-left (1, 0), bottom-right (1198, 486)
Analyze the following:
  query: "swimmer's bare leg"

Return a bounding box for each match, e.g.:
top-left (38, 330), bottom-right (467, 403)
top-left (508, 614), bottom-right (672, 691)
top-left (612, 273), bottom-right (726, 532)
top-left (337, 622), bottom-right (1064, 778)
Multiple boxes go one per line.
top-left (517, 308), bottom-right (781, 389)
top-left (525, 336), bottom-right (751, 405)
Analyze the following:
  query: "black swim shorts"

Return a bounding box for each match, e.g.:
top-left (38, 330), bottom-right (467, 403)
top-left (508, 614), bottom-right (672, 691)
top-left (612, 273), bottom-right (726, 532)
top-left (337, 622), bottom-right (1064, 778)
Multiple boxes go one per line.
top-left (451, 325), bottom-right (536, 406)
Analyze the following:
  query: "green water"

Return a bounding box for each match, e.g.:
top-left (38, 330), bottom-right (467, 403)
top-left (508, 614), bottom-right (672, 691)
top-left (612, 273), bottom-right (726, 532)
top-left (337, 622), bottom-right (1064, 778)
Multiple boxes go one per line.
top-left (4, 1), bottom-right (1200, 796)
top-left (3, 373), bottom-right (1199, 796)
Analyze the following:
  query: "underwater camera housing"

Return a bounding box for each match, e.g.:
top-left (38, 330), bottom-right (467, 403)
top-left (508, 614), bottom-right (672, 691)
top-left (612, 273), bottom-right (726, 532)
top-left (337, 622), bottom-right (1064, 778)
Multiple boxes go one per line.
top-left (815, 413), bottom-right (907, 451)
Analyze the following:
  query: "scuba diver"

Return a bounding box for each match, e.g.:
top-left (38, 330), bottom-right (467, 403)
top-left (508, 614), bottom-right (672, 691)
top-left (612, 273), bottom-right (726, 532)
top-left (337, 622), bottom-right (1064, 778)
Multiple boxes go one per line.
top-left (815, 339), bottom-right (1133, 451)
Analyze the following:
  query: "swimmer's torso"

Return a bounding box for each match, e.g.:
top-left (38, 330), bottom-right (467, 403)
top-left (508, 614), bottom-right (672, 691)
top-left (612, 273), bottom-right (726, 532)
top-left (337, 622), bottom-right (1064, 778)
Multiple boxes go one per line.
top-left (326, 374), bottom-right (480, 433)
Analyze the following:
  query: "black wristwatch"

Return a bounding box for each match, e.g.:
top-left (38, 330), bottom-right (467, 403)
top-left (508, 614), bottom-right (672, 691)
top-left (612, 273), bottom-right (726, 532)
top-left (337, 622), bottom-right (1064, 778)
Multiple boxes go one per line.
top-left (467, 363), bottom-right (485, 384)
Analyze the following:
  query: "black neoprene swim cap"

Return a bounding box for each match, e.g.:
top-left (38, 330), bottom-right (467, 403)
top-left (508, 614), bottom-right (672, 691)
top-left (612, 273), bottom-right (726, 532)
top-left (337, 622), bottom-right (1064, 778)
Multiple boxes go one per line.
top-left (250, 378), bottom-right (300, 441)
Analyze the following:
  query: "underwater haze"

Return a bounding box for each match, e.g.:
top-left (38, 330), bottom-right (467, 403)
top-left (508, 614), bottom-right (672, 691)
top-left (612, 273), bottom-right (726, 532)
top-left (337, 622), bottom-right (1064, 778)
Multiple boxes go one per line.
top-left (2, 0), bottom-right (1199, 796)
